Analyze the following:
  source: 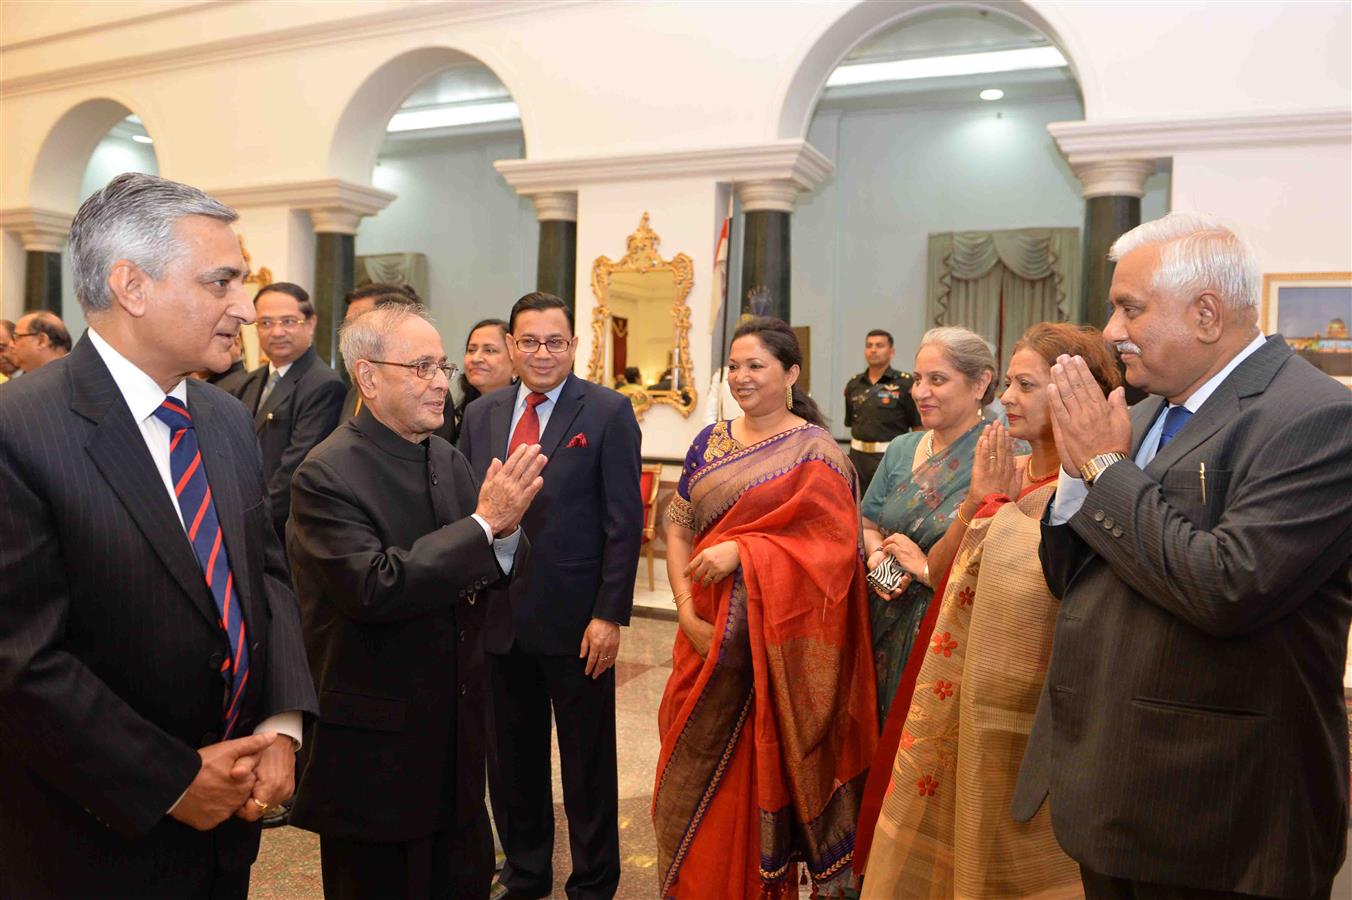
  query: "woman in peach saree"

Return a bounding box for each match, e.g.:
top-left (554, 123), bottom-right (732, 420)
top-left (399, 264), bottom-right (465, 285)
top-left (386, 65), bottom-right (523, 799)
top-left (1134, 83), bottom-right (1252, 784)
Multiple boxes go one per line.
top-left (653, 318), bottom-right (877, 899)
top-left (859, 324), bottom-right (1121, 899)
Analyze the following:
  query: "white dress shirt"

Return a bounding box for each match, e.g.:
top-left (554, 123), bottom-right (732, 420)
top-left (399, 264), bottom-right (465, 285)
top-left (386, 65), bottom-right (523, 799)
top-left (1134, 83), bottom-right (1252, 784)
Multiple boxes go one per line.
top-left (1050, 332), bottom-right (1267, 524)
top-left (87, 328), bottom-right (303, 750)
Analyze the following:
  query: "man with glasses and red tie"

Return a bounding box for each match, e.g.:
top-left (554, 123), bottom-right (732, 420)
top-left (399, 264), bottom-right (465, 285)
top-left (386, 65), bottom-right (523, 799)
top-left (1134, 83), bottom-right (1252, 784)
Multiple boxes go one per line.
top-left (459, 291), bottom-right (643, 900)
top-left (0, 173), bottom-right (317, 899)
top-left (238, 282), bottom-right (346, 542)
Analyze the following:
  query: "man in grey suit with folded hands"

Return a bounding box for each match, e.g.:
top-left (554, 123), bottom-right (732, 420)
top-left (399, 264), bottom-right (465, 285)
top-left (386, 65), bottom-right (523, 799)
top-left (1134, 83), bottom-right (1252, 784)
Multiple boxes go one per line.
top-left (1013, 212), bottom-right (1352, 899)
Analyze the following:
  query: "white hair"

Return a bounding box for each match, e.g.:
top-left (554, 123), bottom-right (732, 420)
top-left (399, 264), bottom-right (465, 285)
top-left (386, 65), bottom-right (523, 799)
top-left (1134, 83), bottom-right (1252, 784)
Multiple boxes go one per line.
top-left (1109, 211), bottom-right (1260, 312)
top-left (68, 173), bottom-right (237, 314)
top-left (338, 301), bottom-right (432, 379)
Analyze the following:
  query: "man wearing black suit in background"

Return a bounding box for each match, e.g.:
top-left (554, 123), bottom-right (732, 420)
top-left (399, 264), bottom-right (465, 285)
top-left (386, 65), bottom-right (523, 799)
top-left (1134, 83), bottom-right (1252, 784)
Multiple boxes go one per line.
top-left (238, 282), bottom-right (346, 540)
top-left (287, 303), bottom-right (547, 898)
top-left (0, 172), bottom-right (317, 898)
top-left (459, 292), bottom-right (643, 899)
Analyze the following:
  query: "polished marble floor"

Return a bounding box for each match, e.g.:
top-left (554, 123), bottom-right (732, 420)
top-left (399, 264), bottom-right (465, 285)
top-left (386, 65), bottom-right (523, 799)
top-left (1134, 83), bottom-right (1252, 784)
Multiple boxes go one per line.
top-left (249, 604), bottom-right (1352, 898)
top-left (250, 612), bottom-right (681, 900)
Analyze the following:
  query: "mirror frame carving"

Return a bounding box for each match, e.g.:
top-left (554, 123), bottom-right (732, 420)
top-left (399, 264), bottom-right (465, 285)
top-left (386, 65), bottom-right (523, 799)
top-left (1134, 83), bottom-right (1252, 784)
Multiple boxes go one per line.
top-left (588, 212), bottom-right (696, 417)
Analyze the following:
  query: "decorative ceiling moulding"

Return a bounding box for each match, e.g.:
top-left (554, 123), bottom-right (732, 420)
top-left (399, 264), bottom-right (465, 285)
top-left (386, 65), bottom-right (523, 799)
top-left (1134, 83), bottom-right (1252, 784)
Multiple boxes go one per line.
top-left (0, 207), bottom-right (74, 252)
top-left (0, 0), bottom-right (586, 99)
top-left (208, 179), bottom-right (395, 236)
top-left (1049, 108), bottom-right (1352, 164)
top-left (495, 140), bottom-right (834, 196)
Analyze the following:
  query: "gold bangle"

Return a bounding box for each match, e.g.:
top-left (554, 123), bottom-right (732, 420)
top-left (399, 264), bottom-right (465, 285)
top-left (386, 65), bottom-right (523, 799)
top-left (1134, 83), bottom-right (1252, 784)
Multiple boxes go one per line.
top-left (956, 507), bottom-right (973, 528)
top-left (921, 563), bottom-right (931, 587)
top-left (673, 591), bottom-right (693, 609)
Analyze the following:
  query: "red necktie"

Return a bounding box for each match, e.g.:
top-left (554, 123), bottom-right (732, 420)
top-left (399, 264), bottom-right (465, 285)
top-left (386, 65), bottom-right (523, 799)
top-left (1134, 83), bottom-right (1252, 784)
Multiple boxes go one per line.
top-left (509, 391), bottom-right (548, 455)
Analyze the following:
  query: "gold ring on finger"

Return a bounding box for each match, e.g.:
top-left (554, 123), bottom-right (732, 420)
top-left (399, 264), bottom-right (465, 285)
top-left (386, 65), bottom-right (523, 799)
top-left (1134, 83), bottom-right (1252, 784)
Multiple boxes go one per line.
top-left (252, 798), bottom-right (268, 811)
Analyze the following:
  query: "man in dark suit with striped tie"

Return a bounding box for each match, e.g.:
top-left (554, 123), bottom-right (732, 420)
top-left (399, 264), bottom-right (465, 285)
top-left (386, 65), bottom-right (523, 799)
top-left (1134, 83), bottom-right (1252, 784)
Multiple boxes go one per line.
top-left (1013, 212), bottom-right (1352, 899)
top-left (0, 173), bottom-right (318, 899)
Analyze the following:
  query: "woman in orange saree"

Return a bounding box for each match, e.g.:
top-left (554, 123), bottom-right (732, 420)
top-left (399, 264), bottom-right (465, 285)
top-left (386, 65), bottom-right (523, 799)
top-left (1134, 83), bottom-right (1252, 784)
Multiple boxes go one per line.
top-left (858, 323), bottom-right (1121, 898)
top-left (654, 318), bottom-right (877, 899)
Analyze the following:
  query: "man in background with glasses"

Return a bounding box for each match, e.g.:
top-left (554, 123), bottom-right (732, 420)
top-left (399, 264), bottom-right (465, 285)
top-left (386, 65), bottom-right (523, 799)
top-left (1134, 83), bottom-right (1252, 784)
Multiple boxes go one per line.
top-left (287, 301), bottom-right (547, 898)
top-left (9, 310), bottom-right (72, 374)
top-left (460, 291), bottom-right (643, 900)
top-left (239, 282), bottom-right (346, 542)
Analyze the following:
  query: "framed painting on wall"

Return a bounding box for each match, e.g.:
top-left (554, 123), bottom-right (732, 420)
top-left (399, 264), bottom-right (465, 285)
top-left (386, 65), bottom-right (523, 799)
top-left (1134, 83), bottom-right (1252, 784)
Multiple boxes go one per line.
top-left (1261, 272), bottom-right (1352, 387)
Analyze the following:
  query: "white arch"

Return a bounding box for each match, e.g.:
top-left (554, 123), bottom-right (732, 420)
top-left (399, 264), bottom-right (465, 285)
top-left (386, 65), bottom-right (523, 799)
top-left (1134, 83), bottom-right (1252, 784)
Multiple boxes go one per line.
top-left (327, 45), bottom-right (534, 185)
top-left (27, 95), bottom-right (164, 212)
top-left (774, 0), bottom-right (1098, 142)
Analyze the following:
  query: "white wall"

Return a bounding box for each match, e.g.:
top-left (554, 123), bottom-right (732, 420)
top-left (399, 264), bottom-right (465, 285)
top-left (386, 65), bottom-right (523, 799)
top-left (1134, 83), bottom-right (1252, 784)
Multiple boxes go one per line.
top-left (790, 95), bottom-right (1170, 436)
top-left (356, 132), bottom-right (538, 359)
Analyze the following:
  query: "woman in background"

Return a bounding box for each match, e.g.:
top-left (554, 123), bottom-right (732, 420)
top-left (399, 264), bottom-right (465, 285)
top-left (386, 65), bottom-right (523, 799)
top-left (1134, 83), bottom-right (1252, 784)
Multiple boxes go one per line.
top-left (654, 317), bottom-right (876, 899)
top-left (860, 323), bottom-right (1120, 898)
top-left (861, 326), bottom-right (996, 723)
top-left (452, 318), bottom-right (514, 435)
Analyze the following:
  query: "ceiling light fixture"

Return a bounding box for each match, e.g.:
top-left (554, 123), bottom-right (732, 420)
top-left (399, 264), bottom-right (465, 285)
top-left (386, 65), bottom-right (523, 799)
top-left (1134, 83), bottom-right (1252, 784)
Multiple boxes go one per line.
top-left (386, 100), bottom-right (521, 133)
top-left (132, 134), bottom-right (154, 144)
top-left (826, 46), bottom-right (1067, 88)
top-left (979, 89), bottom-right (1005, 101)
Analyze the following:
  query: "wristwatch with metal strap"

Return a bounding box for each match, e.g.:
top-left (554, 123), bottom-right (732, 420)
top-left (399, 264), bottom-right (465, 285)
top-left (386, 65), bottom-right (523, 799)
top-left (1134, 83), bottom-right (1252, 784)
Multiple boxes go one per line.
top-left (1080, 452), bottom-right (1128, 485)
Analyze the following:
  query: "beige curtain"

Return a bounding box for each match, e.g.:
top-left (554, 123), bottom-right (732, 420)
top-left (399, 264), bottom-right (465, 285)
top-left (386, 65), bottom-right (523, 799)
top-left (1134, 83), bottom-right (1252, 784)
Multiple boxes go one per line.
top-left (356, 252), bottom-right (429, 300)
top-left (926, 229), bottom-right (1080, 366)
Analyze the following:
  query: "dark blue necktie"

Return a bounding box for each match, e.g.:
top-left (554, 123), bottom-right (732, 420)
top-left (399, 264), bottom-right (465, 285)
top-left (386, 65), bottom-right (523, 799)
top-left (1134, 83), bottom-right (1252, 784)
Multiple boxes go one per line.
top-left (152, 397), bottom-right (251, 737)
top-left (1156, 405), bottom-right (1193, 451)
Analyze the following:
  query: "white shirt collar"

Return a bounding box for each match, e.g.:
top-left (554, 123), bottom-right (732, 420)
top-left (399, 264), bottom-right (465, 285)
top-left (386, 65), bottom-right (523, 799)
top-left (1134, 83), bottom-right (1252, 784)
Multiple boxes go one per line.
top-left (1176, 331), bottom-right (1267, 413)
top-left (515, 376), bottom-right (567, 409)
top-left (269, 360), bottom-right (294, 379)
top-left (87, 327), bottom-right (187, 421)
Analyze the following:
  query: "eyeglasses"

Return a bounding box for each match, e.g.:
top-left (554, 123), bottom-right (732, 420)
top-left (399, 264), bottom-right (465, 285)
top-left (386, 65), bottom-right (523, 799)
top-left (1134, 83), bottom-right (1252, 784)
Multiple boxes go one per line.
top-left (11, 331), bottom-right (40, 340)
top-left (367, 359), bottom-right (458, 381)
top-left (513, 336), bottom-right (571, 354)
top-left (257, 317), bottom-right (306, 331)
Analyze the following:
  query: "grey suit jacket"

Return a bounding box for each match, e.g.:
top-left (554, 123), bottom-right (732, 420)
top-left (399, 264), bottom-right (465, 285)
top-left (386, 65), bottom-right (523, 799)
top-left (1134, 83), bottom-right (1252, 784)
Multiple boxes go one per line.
top-left (1013, 335), bottom-right (1352, 896)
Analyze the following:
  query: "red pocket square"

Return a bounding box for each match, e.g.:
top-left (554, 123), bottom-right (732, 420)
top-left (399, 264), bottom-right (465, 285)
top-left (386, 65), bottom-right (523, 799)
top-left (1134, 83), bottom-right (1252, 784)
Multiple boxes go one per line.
top-left (566, 432), bottom-right (588, 448)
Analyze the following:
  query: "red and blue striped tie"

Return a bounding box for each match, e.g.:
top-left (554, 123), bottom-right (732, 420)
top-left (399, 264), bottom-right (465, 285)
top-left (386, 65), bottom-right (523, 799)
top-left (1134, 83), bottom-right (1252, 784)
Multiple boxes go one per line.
top-left (153, 397), bottom-right (250, 737)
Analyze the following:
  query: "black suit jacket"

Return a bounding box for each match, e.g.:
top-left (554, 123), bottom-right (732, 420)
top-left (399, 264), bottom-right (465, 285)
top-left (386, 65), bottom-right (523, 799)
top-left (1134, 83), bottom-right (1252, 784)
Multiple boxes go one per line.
top-left (239, 346), bottom-right (346, 536)
top-left (286, 408), bottom-right (523, 843)
top-left (1013, 336), bottom-right (1352, 896)
top-left (459, 374), bottom-right (643, 655)
top-left (0, 335), bottom-right (318, 897)
top-left (208, 358), bottom-right (252, 398)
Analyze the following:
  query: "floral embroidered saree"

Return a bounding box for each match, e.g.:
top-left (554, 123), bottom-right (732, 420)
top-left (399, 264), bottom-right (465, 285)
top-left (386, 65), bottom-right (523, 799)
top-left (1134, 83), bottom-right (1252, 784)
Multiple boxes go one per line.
top-left (860, 480), bottom-right (1079, 899)
top-left (654, 422), bottom-right (878, 898)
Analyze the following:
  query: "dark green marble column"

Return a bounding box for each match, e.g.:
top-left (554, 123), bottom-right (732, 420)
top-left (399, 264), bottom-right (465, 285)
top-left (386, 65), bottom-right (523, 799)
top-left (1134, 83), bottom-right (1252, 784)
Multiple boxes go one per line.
top-left (739, 210), bottom-right (791, 321)
top-left (1081, 195), bottom-right (1141, 329)
top-left (313, 232), bottom-right (354, 368)
top-left (24, 250), bottom-right (62, 313)
top-left (537, 219), bottom-right (577, 313)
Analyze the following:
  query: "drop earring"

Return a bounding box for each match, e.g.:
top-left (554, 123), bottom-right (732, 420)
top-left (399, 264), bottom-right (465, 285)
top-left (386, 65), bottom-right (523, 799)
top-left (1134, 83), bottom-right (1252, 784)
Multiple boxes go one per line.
top-left (785, 385), bottom-right (793, 409)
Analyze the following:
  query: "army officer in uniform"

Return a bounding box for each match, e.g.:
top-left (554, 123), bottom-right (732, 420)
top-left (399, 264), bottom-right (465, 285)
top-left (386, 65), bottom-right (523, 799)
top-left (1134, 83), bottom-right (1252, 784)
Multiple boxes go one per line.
top-left (844, 329), bottom-right (920, 491)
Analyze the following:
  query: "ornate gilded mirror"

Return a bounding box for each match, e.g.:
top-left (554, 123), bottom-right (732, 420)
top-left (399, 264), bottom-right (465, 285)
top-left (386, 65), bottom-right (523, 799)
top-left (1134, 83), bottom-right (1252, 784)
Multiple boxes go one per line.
top-left (588, 213), bottom-right (696, 417)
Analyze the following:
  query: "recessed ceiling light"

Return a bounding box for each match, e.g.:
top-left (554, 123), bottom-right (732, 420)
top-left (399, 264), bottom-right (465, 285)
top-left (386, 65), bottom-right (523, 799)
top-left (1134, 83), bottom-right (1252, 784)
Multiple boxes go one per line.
top-left (387, 100), bottom-right (520, 133)
top-left (827, 46), bottom-right (1067, 87)
top-left (132, 134), bottom-right (153, 144)
top-left (980, 89), bottom-right (1005, 101)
